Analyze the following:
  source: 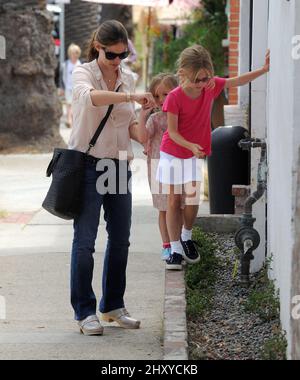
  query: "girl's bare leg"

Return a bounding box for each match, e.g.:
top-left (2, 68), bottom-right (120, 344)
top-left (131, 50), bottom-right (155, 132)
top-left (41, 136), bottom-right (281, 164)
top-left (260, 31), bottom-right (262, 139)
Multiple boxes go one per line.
top-left (166, 185), bottom-right (184, 242)
top-left (159, 211), bottom-right (170, 244)
top-left (183, 181), bottom-right (201, 230)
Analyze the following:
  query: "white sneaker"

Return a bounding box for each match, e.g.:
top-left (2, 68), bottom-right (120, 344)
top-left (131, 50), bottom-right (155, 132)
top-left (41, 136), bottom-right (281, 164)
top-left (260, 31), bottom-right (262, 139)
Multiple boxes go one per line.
top-left (78, 315), bottom-right (104, 336)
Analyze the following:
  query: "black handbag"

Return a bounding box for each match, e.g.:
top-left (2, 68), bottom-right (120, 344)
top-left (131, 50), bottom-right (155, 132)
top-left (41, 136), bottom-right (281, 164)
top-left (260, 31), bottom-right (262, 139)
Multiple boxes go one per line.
top-left (42, 86), bottom-right (121, 220)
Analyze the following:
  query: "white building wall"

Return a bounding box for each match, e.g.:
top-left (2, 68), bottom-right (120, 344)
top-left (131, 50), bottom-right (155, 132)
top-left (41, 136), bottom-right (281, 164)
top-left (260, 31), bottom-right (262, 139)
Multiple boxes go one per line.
top-left (250, 0), bottom-right (269, 273)
top-left (238, 0), bottom-right (250, 109)
top-left (267, 0), bottom-right (300, 359)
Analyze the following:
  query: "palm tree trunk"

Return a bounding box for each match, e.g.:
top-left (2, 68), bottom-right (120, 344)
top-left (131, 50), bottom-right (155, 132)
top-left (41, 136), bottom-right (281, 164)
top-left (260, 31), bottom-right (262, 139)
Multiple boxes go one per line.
top-left (0, 0), bottom-right (63, 153)
top-left (100, 5), bottom-right (133, 38)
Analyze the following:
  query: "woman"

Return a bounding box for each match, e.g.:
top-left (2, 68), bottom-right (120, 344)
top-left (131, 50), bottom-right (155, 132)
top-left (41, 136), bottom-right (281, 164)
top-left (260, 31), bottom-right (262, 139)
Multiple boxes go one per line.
top-left (68, 20), bottom-right (155, 336)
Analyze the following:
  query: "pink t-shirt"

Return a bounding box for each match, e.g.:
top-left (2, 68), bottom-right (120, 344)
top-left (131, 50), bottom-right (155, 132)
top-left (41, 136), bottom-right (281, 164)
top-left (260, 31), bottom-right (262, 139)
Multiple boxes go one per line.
top-left (161, 76), bottom-right (226, 159)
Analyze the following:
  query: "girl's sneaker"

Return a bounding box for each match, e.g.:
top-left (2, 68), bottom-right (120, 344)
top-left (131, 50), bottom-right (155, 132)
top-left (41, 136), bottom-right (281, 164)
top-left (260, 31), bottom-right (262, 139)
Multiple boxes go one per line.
top-left (180, 239), bottom-right (201, 264)
top-left (161, 247), bottom-right (171, 261)
top-left (166, 253), bottom-right (183, 270)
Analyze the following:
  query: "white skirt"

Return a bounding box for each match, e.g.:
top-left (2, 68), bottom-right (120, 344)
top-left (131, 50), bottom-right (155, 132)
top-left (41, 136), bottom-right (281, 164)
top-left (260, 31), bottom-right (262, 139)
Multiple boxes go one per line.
top-left (156, 151), bottom-right (203, 185)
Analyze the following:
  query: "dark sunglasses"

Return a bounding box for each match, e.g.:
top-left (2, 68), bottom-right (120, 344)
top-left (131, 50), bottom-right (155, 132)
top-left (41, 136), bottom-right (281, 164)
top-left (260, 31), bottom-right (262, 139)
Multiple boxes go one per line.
top-left (102, 48), bottom-right (129, 61)
top-left (194, 76), bottom-right (211, 84)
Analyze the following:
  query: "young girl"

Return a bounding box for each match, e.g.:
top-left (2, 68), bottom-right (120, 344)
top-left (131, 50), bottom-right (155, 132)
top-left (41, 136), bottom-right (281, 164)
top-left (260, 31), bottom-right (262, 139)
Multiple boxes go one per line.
top-left (137, 73), bottom-right (183, 261)
top-left (157, 44), bottom-right (270, 270)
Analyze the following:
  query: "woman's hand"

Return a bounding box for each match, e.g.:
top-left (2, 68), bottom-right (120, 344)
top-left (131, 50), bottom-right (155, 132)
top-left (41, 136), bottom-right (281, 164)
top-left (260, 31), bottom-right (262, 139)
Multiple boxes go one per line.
top-left (132, 93), bottom-right (155, 108)
top-left (263, 49), bottom-right (270, 73)
top-left (189, 143), bottom-right (205, 159)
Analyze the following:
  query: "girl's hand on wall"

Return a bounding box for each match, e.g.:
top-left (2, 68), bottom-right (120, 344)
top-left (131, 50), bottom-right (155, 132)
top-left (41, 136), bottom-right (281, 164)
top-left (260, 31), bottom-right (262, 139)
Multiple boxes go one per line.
top-left (263, 49), bottom-right (270, 73)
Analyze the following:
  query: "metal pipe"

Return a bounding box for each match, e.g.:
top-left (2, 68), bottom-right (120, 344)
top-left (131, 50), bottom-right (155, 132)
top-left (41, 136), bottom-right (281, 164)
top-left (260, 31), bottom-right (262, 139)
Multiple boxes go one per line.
top-left (235, 137), bottom-right (267, 285)
top-left (243, 141), bottom-right (267, 214)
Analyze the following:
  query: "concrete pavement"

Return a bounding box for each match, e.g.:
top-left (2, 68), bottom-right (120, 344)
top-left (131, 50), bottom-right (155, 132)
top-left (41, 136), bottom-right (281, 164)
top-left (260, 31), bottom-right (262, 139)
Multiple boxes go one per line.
top-left (0, 135), bottom-right (165, 360)
top-left (0, 122), bottom-right (210, 360)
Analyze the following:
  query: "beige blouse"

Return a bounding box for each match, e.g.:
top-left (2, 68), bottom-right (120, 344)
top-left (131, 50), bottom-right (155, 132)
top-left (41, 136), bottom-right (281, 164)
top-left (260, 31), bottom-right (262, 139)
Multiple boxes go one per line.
top-left (68, 59), bottom-right (137, 160)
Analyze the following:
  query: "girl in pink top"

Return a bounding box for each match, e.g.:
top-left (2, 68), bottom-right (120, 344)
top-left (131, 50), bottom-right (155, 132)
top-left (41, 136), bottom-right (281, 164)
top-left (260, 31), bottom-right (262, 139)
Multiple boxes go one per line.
top-left (157, 44), bottom-right (270, 270)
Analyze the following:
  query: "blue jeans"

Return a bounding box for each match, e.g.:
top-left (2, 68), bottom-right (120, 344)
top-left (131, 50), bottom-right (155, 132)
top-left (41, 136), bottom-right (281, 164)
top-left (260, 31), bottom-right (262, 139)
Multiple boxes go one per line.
top-left (71, 159), bottom-right (132, 320)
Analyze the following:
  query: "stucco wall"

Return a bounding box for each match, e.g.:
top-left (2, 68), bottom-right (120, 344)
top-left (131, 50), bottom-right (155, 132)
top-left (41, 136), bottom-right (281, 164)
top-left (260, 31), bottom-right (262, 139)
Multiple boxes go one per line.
top-left (267, 0), bottom-right (300, 359)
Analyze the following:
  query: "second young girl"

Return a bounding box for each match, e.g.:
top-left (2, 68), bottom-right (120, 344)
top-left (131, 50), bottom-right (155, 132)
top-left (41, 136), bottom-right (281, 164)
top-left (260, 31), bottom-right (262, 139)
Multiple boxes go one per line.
top-left (137, 73), bottom-right (183, 261)
top-left (157, 44), bottom-right (270, 270)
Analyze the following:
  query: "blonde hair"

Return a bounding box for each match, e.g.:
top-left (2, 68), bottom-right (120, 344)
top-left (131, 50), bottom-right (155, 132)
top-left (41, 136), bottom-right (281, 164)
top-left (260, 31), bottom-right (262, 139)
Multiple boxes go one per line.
top-left (177, 45), bottom-right (214, 86)
top-left (149, 73), bottom-right (178, 96)
top-left (67, 43), bottom-right (81, 58)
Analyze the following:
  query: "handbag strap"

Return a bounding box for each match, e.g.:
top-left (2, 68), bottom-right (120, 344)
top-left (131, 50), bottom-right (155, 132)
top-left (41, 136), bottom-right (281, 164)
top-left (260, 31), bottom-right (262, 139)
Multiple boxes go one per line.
top-left (86, 84), bottom-right (122, 155)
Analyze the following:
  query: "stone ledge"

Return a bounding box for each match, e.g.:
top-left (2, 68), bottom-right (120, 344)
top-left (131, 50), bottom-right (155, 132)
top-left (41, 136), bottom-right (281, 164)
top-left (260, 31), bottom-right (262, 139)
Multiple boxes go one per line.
top-left (195, 215), bottom-right (241, 233)
top-left (163, 269), bottom-right (188, 361)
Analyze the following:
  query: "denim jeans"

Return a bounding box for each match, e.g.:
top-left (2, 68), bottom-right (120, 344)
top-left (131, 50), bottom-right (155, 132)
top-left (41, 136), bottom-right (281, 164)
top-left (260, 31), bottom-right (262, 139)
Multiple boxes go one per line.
top-left (71, 159), bottom-right (132, 321)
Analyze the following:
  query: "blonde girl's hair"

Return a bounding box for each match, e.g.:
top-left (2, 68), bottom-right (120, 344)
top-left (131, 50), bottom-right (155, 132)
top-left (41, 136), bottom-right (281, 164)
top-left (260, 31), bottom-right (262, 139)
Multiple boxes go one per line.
top-left (67, 43), bottom-right (81, 58)
top-left (148, 73), bottom-right (178, 96)
top-left (176, 45), bottom-right (214, 86)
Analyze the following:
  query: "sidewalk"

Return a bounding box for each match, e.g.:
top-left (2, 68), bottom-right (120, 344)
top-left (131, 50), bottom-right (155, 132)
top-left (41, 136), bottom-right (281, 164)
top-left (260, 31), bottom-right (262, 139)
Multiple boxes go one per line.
top-left (0, 133), bottom-right (165, 360)
top-left (0, 124), bottom-right (210, 360)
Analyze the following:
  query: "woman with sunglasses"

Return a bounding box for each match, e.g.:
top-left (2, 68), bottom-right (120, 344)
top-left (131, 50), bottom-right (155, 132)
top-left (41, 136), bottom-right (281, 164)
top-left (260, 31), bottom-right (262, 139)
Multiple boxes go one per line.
top-left (68, 20), bottom-right (155, 336)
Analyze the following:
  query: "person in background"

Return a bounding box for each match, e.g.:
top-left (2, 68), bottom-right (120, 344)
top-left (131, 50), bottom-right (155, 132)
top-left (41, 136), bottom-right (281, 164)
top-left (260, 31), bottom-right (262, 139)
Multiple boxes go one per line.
top-left (61, 43), bottom-right (82, 128)
top-left (123, 38), bottom-right (139, 84)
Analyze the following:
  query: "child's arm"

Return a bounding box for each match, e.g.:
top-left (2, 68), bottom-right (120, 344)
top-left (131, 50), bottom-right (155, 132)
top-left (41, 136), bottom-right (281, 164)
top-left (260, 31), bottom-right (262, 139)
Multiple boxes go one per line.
top-left (168, 112), bottom-right (206, 159)
top-left (129, 107), bottom-right (152, 144)
top-left (225, 50), bottom-right (270, 89)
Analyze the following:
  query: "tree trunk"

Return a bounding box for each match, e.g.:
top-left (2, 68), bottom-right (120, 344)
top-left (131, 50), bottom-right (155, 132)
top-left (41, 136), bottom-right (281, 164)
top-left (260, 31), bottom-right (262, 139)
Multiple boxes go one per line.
top-left (0, 0), bottom-right (63, 153)
top-left (100, 5), bottom-right (133, 38)
top-left (65, 0), bottom-right (101, 63)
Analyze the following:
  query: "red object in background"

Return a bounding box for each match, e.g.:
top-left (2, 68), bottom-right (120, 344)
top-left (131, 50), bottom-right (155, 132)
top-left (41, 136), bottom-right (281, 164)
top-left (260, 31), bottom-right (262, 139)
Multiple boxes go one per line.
top-left (54, 38), bottom-right (60, 47)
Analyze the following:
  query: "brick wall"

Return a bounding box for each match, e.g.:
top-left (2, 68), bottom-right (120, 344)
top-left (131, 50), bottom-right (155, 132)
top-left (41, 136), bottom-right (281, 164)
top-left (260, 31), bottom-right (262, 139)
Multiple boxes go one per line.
top-left (228, 0), bottom-right (240, 105)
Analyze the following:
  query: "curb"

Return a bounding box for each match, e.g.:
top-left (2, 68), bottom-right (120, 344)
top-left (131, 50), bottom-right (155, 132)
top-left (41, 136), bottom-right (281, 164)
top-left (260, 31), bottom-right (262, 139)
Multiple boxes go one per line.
top-left (195, 214), bottom-right (240, 233)
top-left (163, 268), bottom-right (188, 360)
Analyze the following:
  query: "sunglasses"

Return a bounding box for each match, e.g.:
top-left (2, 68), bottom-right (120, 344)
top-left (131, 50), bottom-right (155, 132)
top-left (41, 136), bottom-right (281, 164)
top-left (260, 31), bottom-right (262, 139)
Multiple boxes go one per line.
top-left (102, 48), bottom-right (129, 61)
top-left (193, 76), bottom-right (211, 84)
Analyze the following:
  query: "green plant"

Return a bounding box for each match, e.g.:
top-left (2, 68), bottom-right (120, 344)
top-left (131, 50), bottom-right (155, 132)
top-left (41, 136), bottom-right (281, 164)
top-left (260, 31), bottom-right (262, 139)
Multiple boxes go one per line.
top-left (243, 260), bottom-right (280, 322)
top-left (185, 227), bottom-right (219, 318)
top-left (244, 281), bottom-right (280, 322)
top-left (152, 0), bottom-right (227, 77)
top-left (260, 329), bottom-right (287, 360)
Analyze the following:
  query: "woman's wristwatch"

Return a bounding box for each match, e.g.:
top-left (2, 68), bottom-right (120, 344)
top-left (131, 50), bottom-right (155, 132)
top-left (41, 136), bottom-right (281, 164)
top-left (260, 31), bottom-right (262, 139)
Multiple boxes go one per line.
top-left (126, 93), bottom-right (133, 102)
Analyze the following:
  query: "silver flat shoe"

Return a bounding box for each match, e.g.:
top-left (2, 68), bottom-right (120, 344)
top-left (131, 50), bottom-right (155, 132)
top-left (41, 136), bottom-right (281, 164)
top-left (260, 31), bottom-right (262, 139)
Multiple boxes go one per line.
top-left (78, 315), bottom-right (104, 336)
top-left (101, 308), bottom-right (141, 329)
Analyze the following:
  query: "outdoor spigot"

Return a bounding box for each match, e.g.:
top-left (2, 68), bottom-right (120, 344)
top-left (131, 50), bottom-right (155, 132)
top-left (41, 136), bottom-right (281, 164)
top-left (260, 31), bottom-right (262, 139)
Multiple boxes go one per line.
top-left (234, 226), bottom-right (261, 285)
top-left (238, 137), bottom-right (266, 151)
